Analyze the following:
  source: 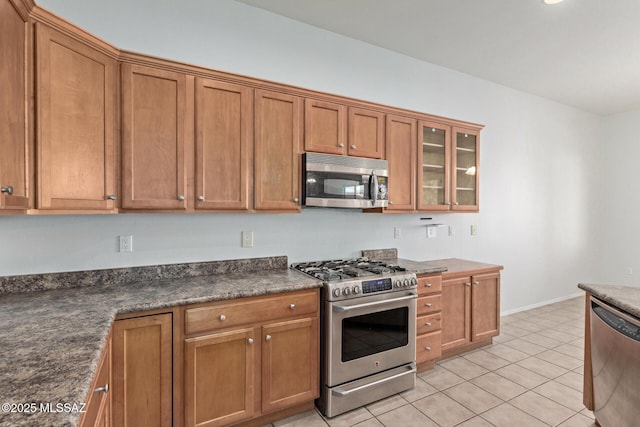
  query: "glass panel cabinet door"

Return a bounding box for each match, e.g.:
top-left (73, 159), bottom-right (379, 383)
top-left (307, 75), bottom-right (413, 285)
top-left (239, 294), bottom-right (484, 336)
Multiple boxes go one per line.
top-left (418, 121), bottom-right (451, 210)
top-left (452, 128), bottom-right (479, 211)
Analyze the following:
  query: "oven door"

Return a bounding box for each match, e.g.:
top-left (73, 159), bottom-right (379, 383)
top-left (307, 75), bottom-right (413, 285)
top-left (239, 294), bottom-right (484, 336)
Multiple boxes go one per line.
top-left (326, 290), bottom-right (416, 386)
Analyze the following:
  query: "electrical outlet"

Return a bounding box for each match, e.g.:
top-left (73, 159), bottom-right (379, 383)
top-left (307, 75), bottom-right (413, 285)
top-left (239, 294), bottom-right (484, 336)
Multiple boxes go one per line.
top-left (394, 227), bottom-right (401, 239)
top-left (470, 225), bottom-right (478, 236)
top-left (241, 231), bottom-right (253, 248)
top-left (119, 235), bottom-right (133, 253)
top-left (627, 267), bottom-right (633, 275)
top-left (426, 226), bottom-right (437, 239)
top-left (448, 225), bottom-right (454, 237)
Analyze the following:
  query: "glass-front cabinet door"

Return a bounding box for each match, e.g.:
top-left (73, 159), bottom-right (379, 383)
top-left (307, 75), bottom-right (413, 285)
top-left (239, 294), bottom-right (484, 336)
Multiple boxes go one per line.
top-left (452, 128), bottom-right (479, 211)
top-left (418, 121), bottom-right (451, 211)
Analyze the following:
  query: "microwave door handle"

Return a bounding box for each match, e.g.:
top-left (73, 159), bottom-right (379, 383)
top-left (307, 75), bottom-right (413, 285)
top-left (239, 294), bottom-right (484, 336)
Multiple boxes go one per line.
top-left (370, 171), bottom-right (378, 206)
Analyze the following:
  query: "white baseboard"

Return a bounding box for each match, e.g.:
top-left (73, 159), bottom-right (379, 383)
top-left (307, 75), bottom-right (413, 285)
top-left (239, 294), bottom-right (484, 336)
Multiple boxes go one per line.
top-left (500, 292), bottom-right (583, 317)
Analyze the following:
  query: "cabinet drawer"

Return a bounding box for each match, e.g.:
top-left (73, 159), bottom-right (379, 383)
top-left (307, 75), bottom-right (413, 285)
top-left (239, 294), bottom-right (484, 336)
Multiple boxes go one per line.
top-left (185, 290), bottom-right (318, 335)
top-left (417, 295), bottom-right (441, 316)
top-left (418, 275), bottom-right (442, 296)
top-left (416, 331), bottom-right (441, 363)
top-left (417, 313), bottom-right (441, 335)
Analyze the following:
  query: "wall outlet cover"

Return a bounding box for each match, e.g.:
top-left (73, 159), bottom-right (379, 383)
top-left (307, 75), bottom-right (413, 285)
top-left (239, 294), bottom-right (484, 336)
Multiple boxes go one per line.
top-left (119, 235), bottom-right (133, 253)
top-left (241, 231), bottom-right (254, 248)
top-left (426, 227), bottom-right (437, 239)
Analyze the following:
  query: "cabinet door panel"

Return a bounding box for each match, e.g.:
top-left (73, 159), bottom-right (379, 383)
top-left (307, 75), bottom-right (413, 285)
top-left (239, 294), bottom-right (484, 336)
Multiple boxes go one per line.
top-left (36, 24), bottom-right (116, 210)
top-left (122, 64), bottom-right (188, 210)
top-left (418, 121), bottom-right (451, 211)
top-left (112, 314), bottom-right (173, 427)
top-left (386, 115), bottom-right (416, 211)
top-left (471, 273), bottom-right (500, 341)
top-left (452, 127), bottom-right (479, 211)
top-left (441, 277), bottom-right (471, 351)
top-left (262, 317), bottom-right (319, 413)
top-left (195, 78), bottom-right (252, 210)
top-left (254, 90), bottom-right (301, 211)
top-left (304, 99), bottom-right (346, 155)
top-left (348, 107), bottom-right (384, 159)
top-left (0, 0), bottom-right (30, 210)
top-left (184, 328), bottom-right (255, 427)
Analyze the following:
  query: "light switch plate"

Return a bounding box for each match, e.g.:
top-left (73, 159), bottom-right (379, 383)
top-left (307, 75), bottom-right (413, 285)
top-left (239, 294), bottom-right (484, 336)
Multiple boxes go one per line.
top-left (426, 227), bottom-right (437, 239)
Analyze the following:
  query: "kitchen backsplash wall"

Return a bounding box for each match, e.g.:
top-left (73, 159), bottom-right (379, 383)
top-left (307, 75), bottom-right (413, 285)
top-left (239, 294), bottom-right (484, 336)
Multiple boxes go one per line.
top-left (11, 0), bottom-right (605, 313)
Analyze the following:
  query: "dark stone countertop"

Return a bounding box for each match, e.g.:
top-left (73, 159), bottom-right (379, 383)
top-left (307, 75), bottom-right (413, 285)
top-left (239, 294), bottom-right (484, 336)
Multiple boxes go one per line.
top-left (578, 283), bottom-right (640, 319)
top-left (0, 257), bottom-right (320, 427)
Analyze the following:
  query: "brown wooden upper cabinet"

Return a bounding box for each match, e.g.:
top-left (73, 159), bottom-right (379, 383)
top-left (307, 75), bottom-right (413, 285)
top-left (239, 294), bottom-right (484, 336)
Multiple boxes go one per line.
top-left (418, 122), bottom-right (479, 212)
top-left (195, 78), bottom-right (252, 211)
top-left (121, 64), bottom-right (190, 210)
top-left (385, 115), bottom-right (416, 211)
top-left (0, 0), bottom-right (30, 211)
top-left (254, 89), bottom-right (302, 212)
top-left (304, 100), bottom-right (384, 159)
top-left (35, 23), bottom-right (117, 211)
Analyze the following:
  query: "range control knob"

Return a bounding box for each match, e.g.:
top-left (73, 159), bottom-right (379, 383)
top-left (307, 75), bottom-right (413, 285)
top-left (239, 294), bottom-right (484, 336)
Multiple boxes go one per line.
top-left (411, 277), bottom-right (418, 286)
top-left (342, 287), bottom-right (351, 296)
top-left (403, 279), bottom-right (410, 287)
top-left (352, 286), bottom-right (360, 294)
top-left (333, 289), bottom-right (341, 298)
top-left (394, 280), bottom-right (401, 288)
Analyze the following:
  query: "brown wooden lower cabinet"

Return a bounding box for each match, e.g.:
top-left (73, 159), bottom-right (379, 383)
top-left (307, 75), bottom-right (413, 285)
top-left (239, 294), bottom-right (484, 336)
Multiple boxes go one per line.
top-left (112, 313), bottom-right (173, 427)
top-left (441, 270), bottom-right (501, 356)
top-left (183, 289), bottom-right (319, 427)
top-left (79, 332), bottom-right (111, 427)
top-left (416, 274), bottom-right (443, 371)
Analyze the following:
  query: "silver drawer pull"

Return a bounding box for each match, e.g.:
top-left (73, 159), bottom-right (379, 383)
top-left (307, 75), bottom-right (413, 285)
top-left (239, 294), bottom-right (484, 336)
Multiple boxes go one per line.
top-left (265, 335), bottom-right (272, 341)
top-left (473, 281), bottom-right (480, 285)
top-left (425, 346), bottom-right (432, 351)
top-left (219, 314), bottom-right (226, 321)
top-left (425, 322), bottom-right (432, 326)
top-left (425, 283), bottom-right (432, 287)
top-left (107, 194), bottom-right (116, 200)
top-left (247, 338), bottom-right (254, 345)
top-left (1, 186), bottom-right (14, 195)
top-left (94, 384), bottom-right (108, 394)
top-left (289, 303), bottom-right (296, 310)
top-left (465, 282), bottom-right (471, 287)
top-left (178, 195), bottom-right (185, 201)
top-left (425, 303), bottom-right (432, 307)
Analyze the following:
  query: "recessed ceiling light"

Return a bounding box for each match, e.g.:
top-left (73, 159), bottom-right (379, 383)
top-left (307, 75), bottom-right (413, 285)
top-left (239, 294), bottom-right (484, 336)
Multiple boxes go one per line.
top-left (544, 0), bottom-right (564, 4)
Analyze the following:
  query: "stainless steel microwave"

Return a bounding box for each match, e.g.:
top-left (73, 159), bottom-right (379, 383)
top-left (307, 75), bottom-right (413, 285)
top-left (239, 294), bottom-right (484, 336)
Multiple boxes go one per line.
top-left (302, 153), bottom-right (389, 209)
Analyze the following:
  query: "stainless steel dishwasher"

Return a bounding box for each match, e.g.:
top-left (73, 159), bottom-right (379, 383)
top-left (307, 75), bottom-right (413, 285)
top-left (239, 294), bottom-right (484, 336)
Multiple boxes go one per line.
top-left (590, 296), bottom-right (640, 427)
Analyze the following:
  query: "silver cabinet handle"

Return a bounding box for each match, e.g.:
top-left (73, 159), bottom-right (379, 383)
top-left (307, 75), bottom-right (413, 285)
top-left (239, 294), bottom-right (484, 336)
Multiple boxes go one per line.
top-left (425, 303), bottom-right (432, 307)
top-left (265, 335), bottom-right (271, 341)
top-left (425, 283), bottom-right (432, 288)
top-left (465, 282), bottom-right (471, 287)
top-left (247, 338), bottom-right (254, 345)
top-left (350, 144), bottom-right (356, 149)
top-left (425, 322), bottom-right (432, 326)
top-left (1, 186), bottom-right (14, 195)
top-left (338, 143), bottom-right (345, 147)
top-left (454, 202), bottom-right (459, 206)
top-left (289, 304), bottom-right (296, 310)
top-left (107, 194), bottom-right (116, 200)
top-left (197, 196), bottom-right (204, 201)
top-left (425, 346), bottom-right (432, 351)
top-left (473, 281), bottom-right (480, 285)
top-left (94, 384), bottom-right (108, 393)
top-left (178, 195), bottom-right (185, 201)
top-left (293, 197), bottom-right (299, 203)
top-left (219, 314), bottom-right (226, 321)
top-left (388, 201), bottom-right (393, 205)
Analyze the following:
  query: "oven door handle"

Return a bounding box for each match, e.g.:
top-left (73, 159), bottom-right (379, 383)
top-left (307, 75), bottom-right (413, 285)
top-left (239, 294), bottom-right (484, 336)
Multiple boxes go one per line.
top-left (331, 363), bottom-right (417, 397)
top-left (332, 293), bottom-right (417, 313)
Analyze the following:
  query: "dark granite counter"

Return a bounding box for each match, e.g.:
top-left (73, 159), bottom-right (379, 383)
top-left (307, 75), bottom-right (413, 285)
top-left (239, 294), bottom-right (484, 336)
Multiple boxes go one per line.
top-left (578, 283), bottom-right (640, 319)
top-left (0, 256), bottom-right (320, 427)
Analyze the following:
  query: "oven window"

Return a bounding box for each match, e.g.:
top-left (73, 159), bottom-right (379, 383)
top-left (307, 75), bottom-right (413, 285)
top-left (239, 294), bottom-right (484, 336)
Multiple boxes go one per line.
top-left (341, 307), bottom-right (409, 362)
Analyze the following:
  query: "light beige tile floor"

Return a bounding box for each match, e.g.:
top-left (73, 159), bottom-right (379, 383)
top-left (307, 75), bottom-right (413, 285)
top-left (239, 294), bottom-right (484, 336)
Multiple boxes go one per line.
top-left (267, 296), bottom-right (597, 427)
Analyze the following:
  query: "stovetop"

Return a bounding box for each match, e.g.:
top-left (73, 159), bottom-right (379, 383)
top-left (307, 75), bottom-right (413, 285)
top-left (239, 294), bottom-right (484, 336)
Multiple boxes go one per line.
top-left (291, 258), bottom-right (407, 282)
top-left (291, 258), bottom-right (417, 301)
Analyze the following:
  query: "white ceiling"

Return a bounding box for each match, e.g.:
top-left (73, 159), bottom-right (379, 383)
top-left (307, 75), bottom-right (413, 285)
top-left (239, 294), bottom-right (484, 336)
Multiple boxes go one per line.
top-left (236, 0), bottom-right (640, 116)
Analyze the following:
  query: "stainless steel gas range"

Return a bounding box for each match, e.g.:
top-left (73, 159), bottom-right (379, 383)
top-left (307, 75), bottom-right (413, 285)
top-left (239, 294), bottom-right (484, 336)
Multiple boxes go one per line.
top-left (291, 258), bottom-right (417, 417)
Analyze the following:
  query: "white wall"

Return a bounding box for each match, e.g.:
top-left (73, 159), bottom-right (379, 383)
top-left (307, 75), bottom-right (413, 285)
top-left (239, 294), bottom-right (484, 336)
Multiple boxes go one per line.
top-left (598, 110), bottom-right (640, 287)
top-left (3, 0), bottom-right (605, 312)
